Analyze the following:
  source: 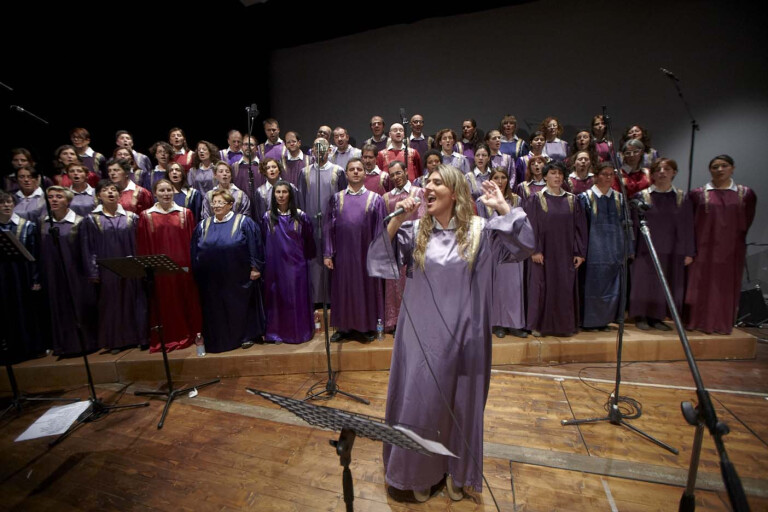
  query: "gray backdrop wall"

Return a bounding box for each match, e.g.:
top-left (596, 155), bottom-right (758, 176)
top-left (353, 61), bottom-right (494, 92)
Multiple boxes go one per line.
top-left (270, 0), bottom-right (768, 282)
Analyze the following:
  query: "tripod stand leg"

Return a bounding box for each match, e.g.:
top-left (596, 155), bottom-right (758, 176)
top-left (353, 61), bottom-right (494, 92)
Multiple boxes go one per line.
top-left (561, 414), bottom-right (611, 426)
top-left (335, 389), bottom-right (370, 405)
top-left (620, 420), bottom-right (678, 454)
top-left (0, 402), bottom-right (19, 420)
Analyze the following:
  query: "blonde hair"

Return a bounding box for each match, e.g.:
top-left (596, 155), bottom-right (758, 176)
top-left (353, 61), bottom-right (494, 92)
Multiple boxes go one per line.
top-left (413, 165), bottom-right (475, 270)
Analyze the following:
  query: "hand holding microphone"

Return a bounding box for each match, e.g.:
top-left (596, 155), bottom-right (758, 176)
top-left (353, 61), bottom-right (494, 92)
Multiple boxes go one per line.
top-left (385, 197), bottom-right (421, 222)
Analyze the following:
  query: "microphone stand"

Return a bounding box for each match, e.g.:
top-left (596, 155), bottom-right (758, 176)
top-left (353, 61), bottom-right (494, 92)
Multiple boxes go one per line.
top-left (304, 146), bottom-right (369, 405)
top-left (400, 108), bottom-right (410, 180)
top-left (661, 69), bottom-right (699, 193)
top-left (561, 105), bottom-right (677, 455)
top-left (634, 209), bottom-right (748, 511)
top-left (245, 104), bottom-right (259, 219)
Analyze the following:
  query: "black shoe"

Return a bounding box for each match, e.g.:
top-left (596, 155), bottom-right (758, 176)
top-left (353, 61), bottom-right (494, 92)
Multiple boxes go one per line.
top-left (508, 328), bottom-right (528, 338)
top-left (493, 327), bottom-right (506, 339)
top-left (635, 317), bottom-right (651, 330)
top-left (241, 340), bottom-right (255, 349)
top-left (597, 325), bottom-right (611, 332)
top-left (330, 331), bottom-right (347, 342)
top-left (139, 344), bottom-right (150, 351)
top-left (649, 318), bottom-right (672, 331)
top-left (363, 331), bottom-right (376, 342)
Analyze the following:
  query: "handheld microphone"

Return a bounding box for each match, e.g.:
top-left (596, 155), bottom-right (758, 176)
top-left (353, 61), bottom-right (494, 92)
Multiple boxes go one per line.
top-left (246, 103), bottom-right (259, 118)
top-left (660, 68), bottom-right (680, 82)
top-left (315, 138), bottom-right (329, 157)
top-left (384, 198), bottom-right (421, 221)
top-left (629, 198), bottom-right (652, 212)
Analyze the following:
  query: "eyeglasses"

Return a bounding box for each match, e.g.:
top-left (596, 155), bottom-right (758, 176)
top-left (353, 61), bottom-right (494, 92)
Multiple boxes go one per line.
top-left (211, 201), bottom-right (231, 207)
top-left (623, 150), bottom-right (642, 156)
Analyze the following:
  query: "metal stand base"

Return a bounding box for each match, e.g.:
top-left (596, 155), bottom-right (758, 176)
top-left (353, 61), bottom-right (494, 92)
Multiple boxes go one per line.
top-left (50, 398), bottom-right (149, 447)
top-left (135, 379), bottom-right (219, 429)
top-left (304, 371), bottom-right (369, 405)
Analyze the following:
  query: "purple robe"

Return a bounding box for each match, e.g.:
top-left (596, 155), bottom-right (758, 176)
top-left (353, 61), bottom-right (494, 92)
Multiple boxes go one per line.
top-left (466, 170), bottom-right (492, 200)
top-left (329, 146), bottom-right (361, 172)
top-left (187, 165), bottom-right (216, 197)
top-left (13, 189), bottom-right (47, 226)
top-left (220, 148), bottom-right (244, 166)
top-left (629, 188), bottom-right (694, 320)
top-left (323, 189), bottom-right (386, 332)
top-left (490, 153), bottom-right (516, 187)
top-left (526, 191), bottom-right (587, 335)
top-left (515, 180), bottom-right (546, 206)
top-left (363, 136), bottom-right (388, 153)
top-left (257, 141), bottom-right (286, 162)
top-left (500, 137), bottom-right (529, 159)
top-left (363, 171), bottom-right (391, 196)
top-left (191, 214), bottom-right (265, 352)
top-left (684, 184), bottom-right (756, 334)
top-left (133, 151), bottom-right (152, 173)
top-left (173, 188), bottom-right (203, 223)
top-left (440, 152), bottom-right (471, 174)
top-left (281, 153), bottom-right (314, 188)
top-left (568, 174), bottom-right (595, 196)
top-left (80, 151), bottom-right (107, 178)
top-left (82, 209), bottom-right (148, 348)
top-left (545, 139), bottom-right (569, 162)
top-left (367, 209), bottom-right (534, 492)
top-left (69, 187), bottom-right (96, 217)
top-left (595, 140), bottom-right (613, 162)
top-left (41, 212), bottom-right (99, 355)
top-left (408, 136), bottom-right (433, 162)
top-left (0, 215), bottom-right (45, 362)
top-left (232, 159), bottom-right (264, 197)
top-left (201, 185), bottom-right (252, 219)
top-left (138, 167), bottom-right (168, 192)
top-left (297, 162), bottom-right (347, 303)
top-left (261, 211), bottom-right (316, 343)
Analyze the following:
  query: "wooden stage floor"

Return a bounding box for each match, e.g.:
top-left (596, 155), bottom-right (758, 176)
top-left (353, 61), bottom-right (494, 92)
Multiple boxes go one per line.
top-left (1, 332), bottom-right (766, 510)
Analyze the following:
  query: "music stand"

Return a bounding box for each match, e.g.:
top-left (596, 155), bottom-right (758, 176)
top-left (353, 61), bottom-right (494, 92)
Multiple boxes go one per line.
top-left (0, 231), bottom-right (79, 421)
top-left (247, 388), bottom-right (449, 512)
top-left (100, 255), bottom-right (219, 429)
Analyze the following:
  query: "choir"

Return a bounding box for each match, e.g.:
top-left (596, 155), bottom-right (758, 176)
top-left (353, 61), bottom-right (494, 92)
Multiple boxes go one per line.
top-left (1, 115), bottom-right (757, 364)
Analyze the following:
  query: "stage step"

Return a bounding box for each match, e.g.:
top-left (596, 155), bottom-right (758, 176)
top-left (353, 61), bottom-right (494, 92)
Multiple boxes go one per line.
top-left (1, 327), bottom-right (756, 392)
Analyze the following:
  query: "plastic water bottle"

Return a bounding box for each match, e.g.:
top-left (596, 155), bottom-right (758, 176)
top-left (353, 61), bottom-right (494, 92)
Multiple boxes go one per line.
top-left (376, 319), bottom-right (384, 341)
top-left (314, 310), bottom-right (322, 333)
top-left (195, 334), bottom-right (206, 357)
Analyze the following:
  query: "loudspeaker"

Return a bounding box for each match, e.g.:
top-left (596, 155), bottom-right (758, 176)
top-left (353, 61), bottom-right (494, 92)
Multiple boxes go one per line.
top-left (737, 286), bottom-right (768, 326)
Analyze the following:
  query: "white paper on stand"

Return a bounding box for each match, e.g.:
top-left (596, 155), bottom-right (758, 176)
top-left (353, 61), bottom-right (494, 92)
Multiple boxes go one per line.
top-left (393, 425), bottom-right (458, 457)
top-left (15, 401), bottom-right (91, 442)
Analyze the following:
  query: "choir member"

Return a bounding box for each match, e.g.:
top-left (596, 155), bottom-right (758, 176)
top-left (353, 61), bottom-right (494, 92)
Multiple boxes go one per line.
top-left (219, 129), bottom-right (243, 165)
top-left (53, 145), bottom-right (97, 187)
top-left (630, 158), bottom-right (694, 331)
top-left (297, 138), bottom-right (347, 305)
top-left (261, 181), bottom-right (316, 344)
top-left (13, 167), bottom-right (47, 225)
top-left (499, 114), bottom-right (529, 159)
top-left (515, 155), bottom-right (548, 203)
top-left (5, 148), bottom-right (35, 193)
top-left (569, 129), bottom-right (599, 169)
top-left (540, 116), bottom-right (569, 162)
top-left (515, 130), bottom-right (550, 187)
top-left (456, 118), bottom-right (482, 168)
top-left (167, 161), bottom-right (202, 222)
top-left (567, 150), bottom-right (595, 195)
top-left (465, 143), bottom-right (493, 200)
top-left (323, 158), bottom-right (386, 342)
top-left (620, 125), bottom-right (659, 168)
top-left (66, 162), bottom-right (97, 217)
top-left (436, 128), bottom-right (471, 174)
top-left (408, 114), bottom-right (433, 162)
top-left (361, 144), bottom-right (391, 196)
top-left (613, 139), bottom-right (651, 197)
top-left (108, 158), bottom-right (153, 216)
top-left (188, 140), bottom-right (219, 197)
top-left (116, 130), bottom-right (152, 173)
top-left (591, 115), bottom-right (613, 162)
top-left (112, 147), bottom-right (141, 183)
top-left (486, 130), bottom-right (516, 185)
top-left (381, 161), bottom-right (425, 332)
top-left (70, 127), bottom-right (106, 178)
top-left (367, 166), bottom-right (534, 501)
top-left (413, 149), bottom-right (441, 188)
top-left (476, 168), bottom-right (528, 339)
top-left (233, 134), bottom-right (264, 193)
top-left (202, 161), bottom-right (251, 219)
top-left (363, 115), bottom-right (388, 152)
top-left (527, 161), bottom-right (587, 337)
top-left (330, 126), bottom-right (362, 171)
top-left (168, 127), bottom-right (194, 171)
top-left (254, 158), bottom-right (285, 219)
top-left (192, 189), bottom-right (265, 352)
top-left (579, 163), bottom-right (628, 331)
top-left (281, 131), bottom-right (312, 187)
top-left (82, 180), bottom-right (148, 352)
top-left (41, 186), bottom-right (99, 355)
top-left (377, 124), bottom-right (422, 182)
top-left (684, 155), bottom-right (756, 334)
top-left (139, 141), bottom-right (173, 191)
top-left (0, 191), bottom-right (45, 362)
top-left (137, 179), bottom-right (201, 353)
top-left (258, 118), bottom-right (286, 161)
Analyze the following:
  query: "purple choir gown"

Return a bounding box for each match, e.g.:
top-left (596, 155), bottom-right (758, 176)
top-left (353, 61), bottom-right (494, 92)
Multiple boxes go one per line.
top-left (567, 174), bottom-right (594, 196)
top-left (187, 165), bottom-right (216, 198)
top-left (261, 210), bottom-right (316, 343)
top-left (173, 188), bottom-right (203, 223)
top-left (69, 188), bottom-right (96, 217)
top-left (13, 189), bottom-right (48, 226)
top-left (281, 153), bottom-right (314, 189)
top-left (191, 213), bottom-right (265, 352)
top-left (526, 191), bottom-right (587, 336)
top-left (629, 187), bottom-right (694, 321)
top-left (202, 185), bottom-right (252, 219)
top-left (41, 211), bottom-right (99, 355)
top-left (324, 189), bottom-right (386, 333)
top-left (82, 207), bottom-right (148, 349)
top-left (367, 209), bottom-right (534, 492)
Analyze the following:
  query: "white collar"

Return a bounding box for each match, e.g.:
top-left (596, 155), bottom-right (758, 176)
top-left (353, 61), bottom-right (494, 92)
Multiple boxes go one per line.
top-left (590, 185), bottom-right (614, 198)
top-left (365, 166), bottom-right (381, 176)
top-left (501, 135), bottom-right (519, 142)
top-left (532, 179), bottom-right (546, 186)
top-left (569, 171), bottom-right (593, 179)
top-left (47, 209), bottom-right (77, 223)
top-left (317, 161), bottom-right (334, 171)
top-left (287, 150), bottom-right (304, 161)
top-left (473, 167), bottom-right (490, 177)
top-left (386, 141), bottom-right (405, 151)
top-left (16, 187), bottom-right (43, 199)
top-left (705, 179), bottom-right (737, 192)
top-left (451, 151), bottom-right (463, 159)
top-left (345, 185), bottom-right (367, 196)
top-left (213, 210), bottom-right (235, 223)
top-left (175, 148), bottom-right (187, 155)
top-left (409, 133), bottom-right (424, 141)
top-left (152, 165), bottom-right (167, 173)
top-left (123, 180), bottom-right (137, 191)
top-left (391, 181), bottom-right (412, 195)
top-left (335, 145), bottom-right (353, 154)
top-left (370, 134), bottom-right (386, 143)
top-left (81, 147), bottom-right (95, 157)
top-left (92, 203), bottom-right (128, 217)
top-left (147, 202), bottom-right (184, 214)
top-left (649, 184), bottom-right (676, 193)
top-left (265, 138), bottom-right (284, 147)
top-left (434, 217), bottom-right (457, 231)
top-left (227, 147), bottom-right (243, 155)
top-left (213, 183), bottom-right (240, 193)
top-left (71, 183), bottom-right (95, 195)
top-left (547, 138), bottom-right (563, 143)
top-left (544, 187), bottom-right (566, 196)
top-left (9, 213), bottom-right (22, 225)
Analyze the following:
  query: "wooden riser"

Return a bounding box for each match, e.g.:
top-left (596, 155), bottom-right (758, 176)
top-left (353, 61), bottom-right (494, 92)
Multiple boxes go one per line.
top-left (0, 327), bottom-right (756, 392)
